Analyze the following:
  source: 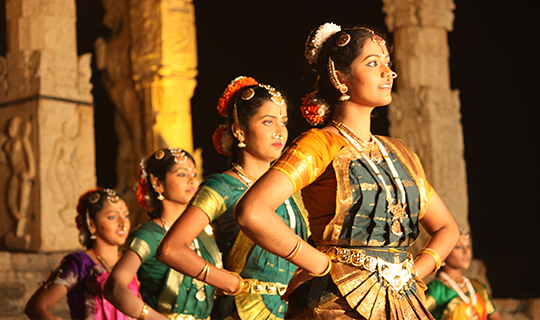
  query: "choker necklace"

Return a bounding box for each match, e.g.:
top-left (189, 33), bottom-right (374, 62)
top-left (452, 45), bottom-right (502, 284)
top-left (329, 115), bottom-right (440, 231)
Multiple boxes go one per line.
top-left (190, 238), bottom-right (207, 301)
top-left (93, 250), bottom-right (113, 272)
top-left (232, 163), bottom-right (256, 186)
top-left (332, 121), bottom-right (408, 237)
top-left (440, 271), bottom-right (478, 320)
top-left (232, 163), bottom-right (296, 229)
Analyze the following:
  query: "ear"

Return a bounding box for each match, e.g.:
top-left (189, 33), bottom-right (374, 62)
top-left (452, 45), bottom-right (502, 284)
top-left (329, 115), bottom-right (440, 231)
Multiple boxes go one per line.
top-left (150, 173), bottom-right (164, 194)
top-left (335, 69), bottom-right (350, 88)
top-left (87, 217), bottom-right (97, 235)
top-left (231, 124), bottom-right (245, 142)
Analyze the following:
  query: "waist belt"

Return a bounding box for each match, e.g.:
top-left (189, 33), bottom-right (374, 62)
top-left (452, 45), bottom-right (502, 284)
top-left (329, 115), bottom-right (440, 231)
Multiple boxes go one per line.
top-left (318, 245), bottom-right (415, 293)
top-left (242, 278), bottom-right (287, 296)
top-left (164, 314), bottom-right (208, 320)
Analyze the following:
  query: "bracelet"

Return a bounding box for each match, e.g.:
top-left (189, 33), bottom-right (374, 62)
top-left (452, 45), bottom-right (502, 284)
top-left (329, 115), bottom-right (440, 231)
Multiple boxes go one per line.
top-left (284, 236), bottom-right (302, 262)
top-left (223, 271), bottom-right (244, 296)
top-left (203, 262), bottom-right (210, 282)
top-left (139, 303), bottom-right (149, 320)
top-left (308, 255), bottom-right (332, 277)
top-left (196, 261), bottom-right (210, 282)
top-left (417, 248), bottom-right (441, 274)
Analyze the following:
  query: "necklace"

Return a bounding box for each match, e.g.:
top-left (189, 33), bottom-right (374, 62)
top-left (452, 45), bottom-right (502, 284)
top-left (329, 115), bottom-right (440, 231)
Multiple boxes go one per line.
top-left (93, 250), bottom-right (113, 272)
top-left (332, 121), bottom-right (408, 236)
top-left (232, 163), bottom-right (296, 229)
top-left (190, 238), bottom-right (207, 301)
top-left (331, 120), bottom-right (381, 162)
top-left (440, 271), bottom-right (478, 320)
top-left (160, 217), bottom-right (169, 231)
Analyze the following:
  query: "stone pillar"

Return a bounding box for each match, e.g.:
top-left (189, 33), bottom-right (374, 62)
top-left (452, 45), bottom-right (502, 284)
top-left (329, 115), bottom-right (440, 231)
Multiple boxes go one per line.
top-left (96, 0), bottom-right (200, 225)
top-left (0, 0), bottom-right (95, 252)
top-left (382, 1), bottom-right (468, 238)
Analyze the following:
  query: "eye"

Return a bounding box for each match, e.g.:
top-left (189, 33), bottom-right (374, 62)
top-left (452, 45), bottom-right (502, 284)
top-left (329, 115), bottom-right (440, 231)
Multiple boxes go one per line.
top-left (191, 172), bottom-right (197, 178)
top-left (107, 215), bottom-right (117, 221)
top-left (178, 172), bottom-right (187, 177)
top-left (281, 120), bottom-right (289, 127)
top-left (367, 60), bottom-right (377, 67)
top-left (263, 119), bottom-right (273, 126)
top-left (455, 245), bottom-right (462, 250)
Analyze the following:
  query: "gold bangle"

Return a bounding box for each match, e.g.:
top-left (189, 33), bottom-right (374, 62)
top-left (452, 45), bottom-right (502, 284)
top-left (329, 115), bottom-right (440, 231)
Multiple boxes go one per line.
top-left (308, 255), bottom-right (332, 277)
top-left (203, 262), bottom-right (210, 282)
top-left (284, 236), bottom-right (302, 262)
top-left (139, 303), bottom-right (149, 320)
top-left (223, 271), bottom-right (244, 296)
top-left (196, 261), bottom-right (209, 282)
top-left (417, 248), bottom-right (441, 274)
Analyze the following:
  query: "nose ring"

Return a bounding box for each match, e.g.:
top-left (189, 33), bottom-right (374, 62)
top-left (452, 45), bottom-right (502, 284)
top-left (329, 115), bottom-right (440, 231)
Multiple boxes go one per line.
top-left (272, 133), bottom-right (281, 139)
top-left (391, 71), bottom-right (397, 79)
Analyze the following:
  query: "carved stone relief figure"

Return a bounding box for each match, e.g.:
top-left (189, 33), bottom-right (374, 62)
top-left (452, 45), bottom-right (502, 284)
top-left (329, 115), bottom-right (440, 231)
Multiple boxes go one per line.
top-left (2, 116), bottom-right (35, 249)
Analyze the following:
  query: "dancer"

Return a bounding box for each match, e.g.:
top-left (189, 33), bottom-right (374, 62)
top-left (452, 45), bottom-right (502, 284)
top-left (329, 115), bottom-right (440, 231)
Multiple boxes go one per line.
top-left (157, 76), bottom-right (309, 319)
top-left (425, 229), bottom-right (502, 320)
top-left (25, 188), bottom-right (137, 320)
top-left (234, 23), bottom-right (460, 319)
top-left (104, 148), bottom-right (221, 320)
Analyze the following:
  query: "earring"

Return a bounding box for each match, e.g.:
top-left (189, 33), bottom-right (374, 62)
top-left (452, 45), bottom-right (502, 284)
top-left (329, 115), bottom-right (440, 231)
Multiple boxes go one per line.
top-left (236, 130), bottom-right (246, 148)
top-left (328, 58), bottom-right (350, 101)
top-left (339, 90), bottom-right (350, 101)
top-left (157, 191), bottom-right (164, 201)
top-left (90, 233), bottom-right (97, 240)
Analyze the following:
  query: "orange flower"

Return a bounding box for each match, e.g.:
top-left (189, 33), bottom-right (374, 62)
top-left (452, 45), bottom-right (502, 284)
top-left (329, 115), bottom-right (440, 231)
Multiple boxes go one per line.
top-left (136, 167), bottom-right (152, 210)
top-left (217, 76), bottom-right (258, 117)
top-left (212, 124), bottom-right (232, 156)
top-left (301, 94), bottom-right (327, 125)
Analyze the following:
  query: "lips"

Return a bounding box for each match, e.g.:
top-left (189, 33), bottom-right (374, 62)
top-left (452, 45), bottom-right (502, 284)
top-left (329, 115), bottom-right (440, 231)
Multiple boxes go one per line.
top-left (272, 142), bottom-right (283, 148)
top-left (379, 83), bottom-right (392, 89)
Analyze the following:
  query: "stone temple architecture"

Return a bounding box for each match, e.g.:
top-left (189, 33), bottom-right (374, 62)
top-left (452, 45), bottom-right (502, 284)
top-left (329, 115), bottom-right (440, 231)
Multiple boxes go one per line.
top-left (0, 0), bottom-right (537, 319)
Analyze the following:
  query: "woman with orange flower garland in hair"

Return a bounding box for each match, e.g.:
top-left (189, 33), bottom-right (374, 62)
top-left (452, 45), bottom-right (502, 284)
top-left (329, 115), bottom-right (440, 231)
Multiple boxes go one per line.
top-left (104, 148), bottom-right (221, 320)
top-left (157, 76), bottom-right (309, 319)
top-left (234, 23), bottom-right (459, 319)
top-left (25, 188), bottom-right (138, 320)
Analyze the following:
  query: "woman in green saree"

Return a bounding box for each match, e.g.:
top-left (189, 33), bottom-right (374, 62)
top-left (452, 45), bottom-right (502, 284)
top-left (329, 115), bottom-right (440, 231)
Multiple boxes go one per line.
top-left (157, 76), bottom-right (309, 319)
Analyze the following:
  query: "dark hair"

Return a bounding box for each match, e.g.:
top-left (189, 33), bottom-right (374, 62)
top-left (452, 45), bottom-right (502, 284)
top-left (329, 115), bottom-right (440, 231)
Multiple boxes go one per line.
top-left (76, 188), bottom-right (124, 249)
top-left (308, 26), bottom-right (390, 123)
top-left (226, 85), bottom-right (289, 163)
top-left (137, 148), bottom-right (195, 219)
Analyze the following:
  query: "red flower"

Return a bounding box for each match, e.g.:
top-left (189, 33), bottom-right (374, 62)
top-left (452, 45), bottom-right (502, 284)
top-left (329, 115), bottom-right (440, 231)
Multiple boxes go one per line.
top-left (217, 76), bottom-right (258, 117)
top-left (301, 94), bottom-right (326, 125)
top-left (212, 124), bottom-right (232, 156)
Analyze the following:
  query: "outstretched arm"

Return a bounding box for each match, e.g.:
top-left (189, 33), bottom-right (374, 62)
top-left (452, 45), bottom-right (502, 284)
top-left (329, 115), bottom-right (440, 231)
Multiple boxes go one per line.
top-left (103, 251), bottom-right (167, 320)
top-left (156, 206), bottom-right (240, 294)
top-left (416, 191), bottom-right (460, 278)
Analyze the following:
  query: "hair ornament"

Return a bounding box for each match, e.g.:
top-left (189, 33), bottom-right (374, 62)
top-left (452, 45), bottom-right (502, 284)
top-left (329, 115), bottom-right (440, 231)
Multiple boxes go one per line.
top-left (241, 88), bottom-right (255, 100)
top-left (104, 188), bottom-right (120, 207)
top-left (154, 150), bottom-right (165, 160)
top-left (300, 91), bottom-right (330, 126)
top-left (335, 33), bottom-right (350, 47)
top-left (88, 192), bottom-right (100, 204)
top-left (212, 124), bottom-right (233, 156)
top-left (305, 22), bottom-right (342, 66)
top-left (359, 27), bottom-right (386, 46)
top-left (169, 148), bottom-right (187, 164)
top-left (136, 165), bottom-right (152, 210)
top-left (139, 158), bottom-right (148, 181)
top-left (258, 84), bottom-right (284, 105)
top-left (217, 76), bottom-right (259, 117)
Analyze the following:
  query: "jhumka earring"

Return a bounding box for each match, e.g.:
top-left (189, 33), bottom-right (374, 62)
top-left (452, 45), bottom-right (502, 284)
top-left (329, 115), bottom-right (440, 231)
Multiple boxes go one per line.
top-left (328, 58), bottom-right (350, 101)
top-left (157, 191), bottom-right (164, 201)
top-left (236, 131), bottom-right (246, 148)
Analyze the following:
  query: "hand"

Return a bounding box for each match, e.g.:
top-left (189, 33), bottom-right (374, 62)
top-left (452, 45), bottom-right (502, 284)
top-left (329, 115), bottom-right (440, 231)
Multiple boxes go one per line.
top-left (281, 267), bottom-right (314, 301)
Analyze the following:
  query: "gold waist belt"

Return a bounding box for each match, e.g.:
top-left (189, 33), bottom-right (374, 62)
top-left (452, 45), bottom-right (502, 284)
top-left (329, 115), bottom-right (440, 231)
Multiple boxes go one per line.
top-left (318, 245), bottom-right (415, 293)
top-left (164, 314), bottom-right (208, 320)
top-left (242, 278), bottom-right (287, 296)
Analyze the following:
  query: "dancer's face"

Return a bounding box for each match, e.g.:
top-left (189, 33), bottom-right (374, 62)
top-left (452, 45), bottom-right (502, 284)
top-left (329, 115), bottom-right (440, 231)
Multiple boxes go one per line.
top-left (242, 100), bottom-right (289, 163)
top-left (92, 199), bottom-right (130, 247)
top-left (342, 39), bottom-right (394, 107)
top-left (162, 159), bottom-right (199, 206)
top-left (445, 235), bottom-right (472, 270)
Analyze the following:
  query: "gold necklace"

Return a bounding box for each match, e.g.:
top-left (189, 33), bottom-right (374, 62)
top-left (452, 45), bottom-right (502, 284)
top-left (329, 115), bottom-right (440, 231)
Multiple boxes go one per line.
top-left (93, 250), bottom-right (113, 272)
top-left (160, 217), bottom-right (169, 231)
top-left (331, 120), bottom-right (376, 150)
top-left (232, 163), bottom-right (256, 186)
top-left (333, 121), bottom-right (408, 237)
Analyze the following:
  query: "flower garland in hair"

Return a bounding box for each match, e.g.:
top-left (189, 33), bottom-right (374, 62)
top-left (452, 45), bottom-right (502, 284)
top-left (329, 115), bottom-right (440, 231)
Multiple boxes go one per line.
top-left (212, 124), bottom-right (234, 156)
top-left (305, 22), bottom-right (342, 66)
top-left (300, 91), bottom-right (330, 126)
top-left (216, 76), bottom-right (258, 117)
top-left (75, 188), bottom-right (100, 246)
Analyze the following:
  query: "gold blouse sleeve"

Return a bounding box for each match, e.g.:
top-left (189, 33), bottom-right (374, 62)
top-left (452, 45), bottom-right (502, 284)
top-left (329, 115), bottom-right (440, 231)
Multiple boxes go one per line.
top-left (189, 184), bottom-right (227, 222)
top-left (272, 129), bottom-right (347, 193)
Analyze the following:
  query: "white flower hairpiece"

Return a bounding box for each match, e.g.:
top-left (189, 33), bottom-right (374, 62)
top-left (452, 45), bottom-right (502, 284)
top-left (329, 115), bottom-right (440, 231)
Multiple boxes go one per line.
top-left (139, 158), bottom-right (148, 181)
top-left (305, 23), bottom-right (342, 66)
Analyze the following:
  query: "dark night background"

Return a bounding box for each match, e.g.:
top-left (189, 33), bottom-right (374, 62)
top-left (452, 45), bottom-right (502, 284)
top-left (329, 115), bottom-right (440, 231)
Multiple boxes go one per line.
top-left (1, 0), bottom-right (538, 299)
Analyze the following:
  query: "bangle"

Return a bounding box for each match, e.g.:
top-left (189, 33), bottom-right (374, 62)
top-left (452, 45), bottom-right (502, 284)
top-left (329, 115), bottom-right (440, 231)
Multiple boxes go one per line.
top-left (223, 271), bottom-right (244, 296)
top-left (203, 262), bottom-right (210, 282)
top-left (417, 248), bottom-right (441, 274)
top-left (308, 255), bottom-right (332, 277)
top-left (196, 261), bottom-right (210, 282)
top-left (139, 303), bottom-right (149, 320)
top-left (284, 236), bottom-right (302, 262)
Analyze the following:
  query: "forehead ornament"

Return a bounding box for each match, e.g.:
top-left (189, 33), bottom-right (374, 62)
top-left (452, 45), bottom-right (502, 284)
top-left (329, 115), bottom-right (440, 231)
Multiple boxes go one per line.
top-left (169, 148), bottom-right (187, 164)
top-left (104, 188), bottom-right (120, 207)
top-left (259, 84), bottom-right (284, 105)
top-left (359, 27), bottom-right (386, 46)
